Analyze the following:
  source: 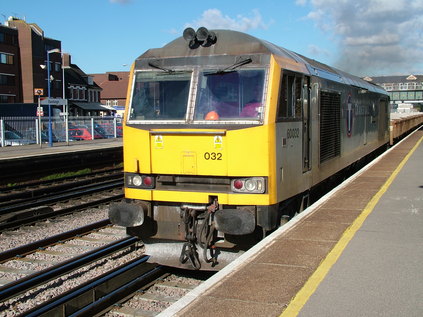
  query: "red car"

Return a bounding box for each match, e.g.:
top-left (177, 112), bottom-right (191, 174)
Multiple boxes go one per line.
top-left (68, 126), bottom-right (104, 140)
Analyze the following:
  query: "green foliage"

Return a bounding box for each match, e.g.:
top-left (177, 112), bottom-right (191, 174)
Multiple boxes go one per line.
top-left (41, 168), bottom-right (92, 181)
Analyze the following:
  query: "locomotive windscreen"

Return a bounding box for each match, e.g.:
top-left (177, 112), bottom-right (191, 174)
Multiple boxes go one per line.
top-left (129, 71), bottom-right (192, 121)
top-left (195, 69), bottom-right (265, 121)
top-left (127, 68), bottom-right (266, 124)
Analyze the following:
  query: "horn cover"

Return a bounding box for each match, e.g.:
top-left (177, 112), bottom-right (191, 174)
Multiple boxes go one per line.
top-left (109, 201), bottom-right (146, 227)
top-left (214, 209), bottom-right (255, 235)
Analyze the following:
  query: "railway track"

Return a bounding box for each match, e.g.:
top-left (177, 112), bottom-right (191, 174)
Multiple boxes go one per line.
top-left (0, 167), bottom-right (122, 196)
top-left (0, 169), bottom-right (124, 232)
top-left (0, 222), bottom-right (213, 316)
top-left (0, 168), bottom-right (213, 316)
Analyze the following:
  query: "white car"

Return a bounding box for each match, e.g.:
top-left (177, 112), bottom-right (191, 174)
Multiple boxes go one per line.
top-left (1, 131), bottom-right (36, 146)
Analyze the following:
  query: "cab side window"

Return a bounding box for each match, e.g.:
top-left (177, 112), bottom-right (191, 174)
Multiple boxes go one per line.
top-left (277, 73), bottom-right (302, 120)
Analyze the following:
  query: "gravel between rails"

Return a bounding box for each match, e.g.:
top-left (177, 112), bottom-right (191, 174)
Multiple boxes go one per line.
top-left (0, 206), bottom-right (138, 315)
top-left (0, 208), bottom-right (211, 316)
top-left (0, 247), bottom-right (146, 316)
top-left (0, 207), bottom-right (110, 252)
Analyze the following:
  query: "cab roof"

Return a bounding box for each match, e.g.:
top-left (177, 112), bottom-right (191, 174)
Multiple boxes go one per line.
top-left (137, 29), bottom-right (387, 95)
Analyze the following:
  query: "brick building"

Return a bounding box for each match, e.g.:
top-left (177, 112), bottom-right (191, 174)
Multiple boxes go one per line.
top-left (90, 71), bottom-right (129, 117)
top-left (0, 17), bottom-right (111, 117)
top-left (0, 24), bottom-right (21, 103)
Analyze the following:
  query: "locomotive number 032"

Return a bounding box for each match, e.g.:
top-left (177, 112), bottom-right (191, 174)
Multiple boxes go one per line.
top-left (204, 152), bottom-right (223, 160)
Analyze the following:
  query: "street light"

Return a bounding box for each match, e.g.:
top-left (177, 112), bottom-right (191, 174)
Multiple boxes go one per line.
top-left (46, 48), bottom-right (60, 147)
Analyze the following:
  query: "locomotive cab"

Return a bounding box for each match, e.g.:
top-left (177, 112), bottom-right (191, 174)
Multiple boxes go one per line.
top-left (109, 28), bottom-right (282, 270)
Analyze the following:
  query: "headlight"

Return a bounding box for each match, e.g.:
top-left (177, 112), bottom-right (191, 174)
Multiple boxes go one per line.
top-left (231, 177), bottom-right (266, 193)
top-left (126, 173), bottom-right (155, 189)
top-left (132, 175), bottom-right (142, 186)
top-left (245, 179), bottom-right (256, 191)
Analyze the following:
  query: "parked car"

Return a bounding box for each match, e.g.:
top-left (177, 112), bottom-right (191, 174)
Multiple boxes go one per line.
top-left (23, 129), bottom-right (66, 143)
top-left (68, 126), bottom-right (105, 141)
top-left (40, 130), bottom-right (64, 143)
top-left (1, 131), bottom-right (36, 146)
top-left (97, 122), bottom-right (123, 137)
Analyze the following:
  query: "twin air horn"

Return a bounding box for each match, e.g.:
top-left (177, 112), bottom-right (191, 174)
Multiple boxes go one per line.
top-left (183, 27), bottom-right (217, 48)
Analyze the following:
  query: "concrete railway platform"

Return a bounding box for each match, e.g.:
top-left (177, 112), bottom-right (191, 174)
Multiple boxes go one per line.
top-left (0, 138), bottom-right (122, 185)
top-left (0, 116), bottom-right (422, 316)
top-left (0, 138), bottom-right (122, 160)
top-left (161, 128), bottom-right (423, 317)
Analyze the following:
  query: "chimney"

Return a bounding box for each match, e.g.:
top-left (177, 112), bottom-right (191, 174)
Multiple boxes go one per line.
top-left (62, 53), bottom-right (71, 67)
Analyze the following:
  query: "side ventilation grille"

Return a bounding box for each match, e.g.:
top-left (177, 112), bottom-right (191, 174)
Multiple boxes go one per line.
top-left (320, 91), bottom-right (341, 163)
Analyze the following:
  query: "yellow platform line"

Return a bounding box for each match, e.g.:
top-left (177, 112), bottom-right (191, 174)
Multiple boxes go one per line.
top-left (280, 135), bottom-right (423, 317)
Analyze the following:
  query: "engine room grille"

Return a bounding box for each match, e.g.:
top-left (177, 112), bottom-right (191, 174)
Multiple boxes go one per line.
top-left (320, 91), bottom-right (341, 163)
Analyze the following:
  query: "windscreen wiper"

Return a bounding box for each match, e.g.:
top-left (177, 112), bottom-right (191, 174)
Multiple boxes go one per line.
top-left (205, 58), bottom-right (252, 76)
top-left (148, 62), bottom-right (174, 73)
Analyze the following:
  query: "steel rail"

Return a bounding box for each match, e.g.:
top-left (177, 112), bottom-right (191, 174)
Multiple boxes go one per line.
top-left (0, 192), bottom-right (123, 232)
top-left (0, 219), bottom-right (111, 263)
top-left (24, 258), bottom-right (165, 317)
top-left (0, 179), bottom-right (123, 214)
top-left (0, 167), bottom-right (122, 194)
top-left (0, 171), bottom-right (122, 204)
top-left (0, 236), bottom-right (140, 303)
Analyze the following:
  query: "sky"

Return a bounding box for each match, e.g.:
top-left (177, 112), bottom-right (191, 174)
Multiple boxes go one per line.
top-left (2, 0), bottom-right (422, 77)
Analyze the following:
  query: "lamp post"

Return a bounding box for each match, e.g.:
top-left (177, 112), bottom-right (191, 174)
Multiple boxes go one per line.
top-left (46, 48), bottom-right (60, 147)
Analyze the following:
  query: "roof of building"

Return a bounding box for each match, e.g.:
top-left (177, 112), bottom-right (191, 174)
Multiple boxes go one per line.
top-left (365, 75), bottom-right (423, 84)
top-left (90, 72), bottom-right (129, 99)
top-left (65, 64), bottom-right (101, 89)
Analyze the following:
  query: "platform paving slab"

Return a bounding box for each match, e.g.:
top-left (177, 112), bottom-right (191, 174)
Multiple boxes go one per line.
top-left (172, 131), bottom-right (422, 317)
top-left (298, 132), bottom-right (423, 316)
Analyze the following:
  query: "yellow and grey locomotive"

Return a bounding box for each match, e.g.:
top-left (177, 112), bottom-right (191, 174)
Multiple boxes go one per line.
top-left (109, 28), bottom-right (389, 270)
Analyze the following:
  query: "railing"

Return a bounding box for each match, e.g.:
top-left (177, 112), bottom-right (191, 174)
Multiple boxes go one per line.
top-left (0, 116), bottom-right (122, 147)
top-left (389, 113), bottom-right (423, 145)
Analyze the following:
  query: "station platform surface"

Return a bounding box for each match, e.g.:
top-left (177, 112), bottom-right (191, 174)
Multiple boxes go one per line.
top-left (161, 129), bottom-right (423, 317)
top-left (0, 138), bottom-right (122, 161)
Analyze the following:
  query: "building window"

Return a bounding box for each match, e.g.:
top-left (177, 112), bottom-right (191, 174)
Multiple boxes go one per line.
top-left (0, 33), bottom-right (17, 45)
top-left (55, 62), bottom-right (61, 72)
top-left (55, 80), bottom-right (62, 90)
top-left (0, 53), bottom-right (14, 65)
top-left (383, 84), bottom-right (393, 91)
top-left (0, 73), bottom-right (15, 85)
top-left (407, 82), bottom-right (416, 90)
top-left (0, 94), bottom-right (15, 103)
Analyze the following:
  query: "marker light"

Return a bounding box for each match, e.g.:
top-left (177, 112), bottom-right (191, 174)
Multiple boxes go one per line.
top-left (233, 180), bottom-right (243, 190)
top-left (143, 176), bottom-right (153, 187)
top-left (126, 173), bottom-right (155, 189)
top-left (231, 177), bottom-right (266, 193)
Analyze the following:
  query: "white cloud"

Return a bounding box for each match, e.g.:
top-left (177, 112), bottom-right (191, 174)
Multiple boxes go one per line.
top-left (302, 0), bottom-right (423, 75)
top-left (295, 0), bottom-right (308, 6)
top-left (308, 44), bottom-right (330, 57)
top-left (185, 9), bottom-right (269, 32)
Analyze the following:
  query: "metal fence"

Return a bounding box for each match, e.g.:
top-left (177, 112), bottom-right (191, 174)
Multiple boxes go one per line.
top-left (0, 116), bottom-right (122, 147)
